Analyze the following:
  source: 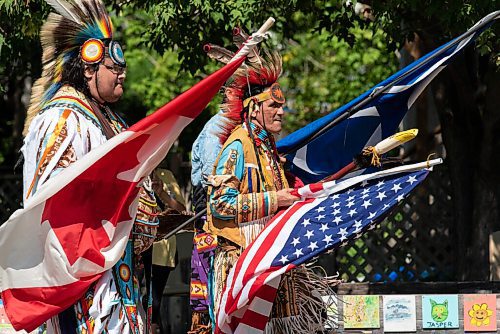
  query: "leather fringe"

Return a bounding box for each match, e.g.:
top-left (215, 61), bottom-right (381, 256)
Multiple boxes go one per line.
top-left (265, 266), bottom-right (340, 334)
top-left (239, 215), bottom-right (272, 247)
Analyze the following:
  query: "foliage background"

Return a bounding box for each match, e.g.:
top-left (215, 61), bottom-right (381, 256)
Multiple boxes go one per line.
top-left (0, 0), bottom-right (499, 281)
top-left (0, 0), bottom-right (401, 163)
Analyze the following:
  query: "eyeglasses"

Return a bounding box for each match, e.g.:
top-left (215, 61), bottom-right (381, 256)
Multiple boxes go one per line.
top-left (101, 63), bottom-right (126, 75)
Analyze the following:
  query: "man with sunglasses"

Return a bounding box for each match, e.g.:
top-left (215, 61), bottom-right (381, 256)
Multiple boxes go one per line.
top-left (20, 1), bottom-right (159, 333)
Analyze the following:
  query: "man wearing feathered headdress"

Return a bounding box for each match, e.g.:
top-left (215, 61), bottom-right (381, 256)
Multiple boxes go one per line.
top-left (20, 1), bottom-right (159, 332)
top-left (200, 32), bottom-right (333, 333)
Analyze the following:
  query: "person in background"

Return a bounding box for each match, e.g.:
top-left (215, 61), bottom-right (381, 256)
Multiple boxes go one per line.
top-left (189, 111), bottom-right (225, 333)
top-left (146, 168), bottom-right (186, 334)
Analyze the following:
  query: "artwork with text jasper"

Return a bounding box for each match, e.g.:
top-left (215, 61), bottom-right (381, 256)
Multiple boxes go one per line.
top-left (463, 294), bottom-right (497, 331)
top-left (383, 295), bottom-right (417, 332)
top-left (422, 295), bottom-right (459, 329)
top-left (343, 295), bottom-right (380, 329)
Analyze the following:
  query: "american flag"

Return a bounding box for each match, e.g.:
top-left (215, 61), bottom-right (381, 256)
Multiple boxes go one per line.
top-left (216, 163), bottom-right (432, 334)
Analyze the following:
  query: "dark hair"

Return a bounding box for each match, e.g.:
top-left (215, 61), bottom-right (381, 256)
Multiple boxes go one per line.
top-left (60, 52), bottom-right (95, 96)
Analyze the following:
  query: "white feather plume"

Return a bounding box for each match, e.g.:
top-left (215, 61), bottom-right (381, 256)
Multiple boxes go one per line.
top-left (45, 0), bottom-right (83, 25)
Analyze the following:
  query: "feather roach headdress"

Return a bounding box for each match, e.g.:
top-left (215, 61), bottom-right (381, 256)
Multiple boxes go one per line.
top-left (204, 27), bottom-right (284, 144)
top-left (24, 0), bottom-right (126, 135)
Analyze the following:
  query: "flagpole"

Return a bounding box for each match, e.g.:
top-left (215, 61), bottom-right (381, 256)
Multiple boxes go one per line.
top-left (162, 209), bottom-right (206, 239)
top-left (280, 10), bottom-right (500, 155)
top-left (229, 17), bottom-right (275, 62)
top-left (296, 158), bottom-right (444, 198)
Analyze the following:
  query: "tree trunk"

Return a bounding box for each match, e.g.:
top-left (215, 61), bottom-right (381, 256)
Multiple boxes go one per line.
top-left (432, 50), bottom-right (500, 280)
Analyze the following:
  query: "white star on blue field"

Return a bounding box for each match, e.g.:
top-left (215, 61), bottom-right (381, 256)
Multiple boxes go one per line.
top-left (272, 169), bottom-right (429, 267)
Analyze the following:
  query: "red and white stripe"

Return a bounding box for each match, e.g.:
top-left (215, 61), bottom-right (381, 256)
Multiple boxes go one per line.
top-left (216, 198), bottom-right (319, 334)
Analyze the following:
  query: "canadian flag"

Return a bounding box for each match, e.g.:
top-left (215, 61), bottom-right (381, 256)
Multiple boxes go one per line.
top-left (0, 57), bottom-right (245, 332)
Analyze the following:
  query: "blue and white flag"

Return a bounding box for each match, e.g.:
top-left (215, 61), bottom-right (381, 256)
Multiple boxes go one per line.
top-left (277, 11), bottom-right (499, 183)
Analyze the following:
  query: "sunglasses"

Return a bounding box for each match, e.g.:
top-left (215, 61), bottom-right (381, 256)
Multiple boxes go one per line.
top-left (102, 63), bottom-right (127, 75)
